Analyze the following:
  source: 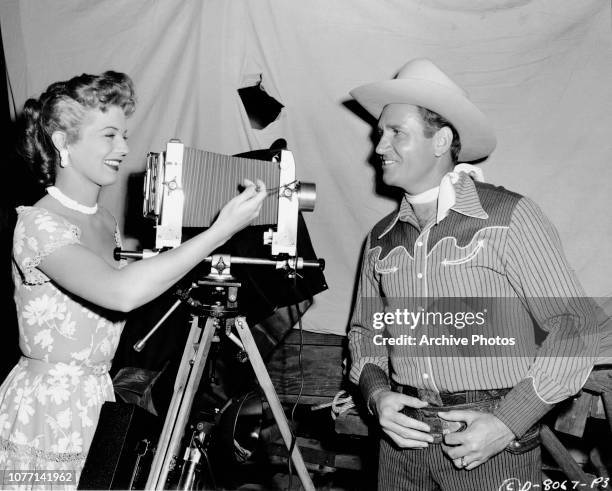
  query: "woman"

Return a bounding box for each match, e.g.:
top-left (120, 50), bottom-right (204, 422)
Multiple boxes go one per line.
top-left (0, 71), bottom-right (266, 486)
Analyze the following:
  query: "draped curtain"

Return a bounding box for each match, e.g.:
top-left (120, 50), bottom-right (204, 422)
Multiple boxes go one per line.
top-left (2, 0), bottom-right (611, 334)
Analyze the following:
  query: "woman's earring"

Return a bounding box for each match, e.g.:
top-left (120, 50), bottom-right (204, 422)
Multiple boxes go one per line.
top-left (59, 148), bottom-right (71, 168)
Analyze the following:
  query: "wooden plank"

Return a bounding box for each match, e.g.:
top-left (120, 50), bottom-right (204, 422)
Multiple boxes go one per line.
top-left (334, 409), bottom-right (369, 437)
top-left (282, 330), bottom-right (346, 346)
top-left (583, 368), bottom-right (612, 393)
top-left (267, 344), bottom-right (344, 397)
top-left (266, 436), bottom-right (363, 471)
top-left (277, 394), bottom-right (335, 405)
top-left (540, 424), bottom-right (592, 483)
top-left (554, 392), bottom-right (592, 437)
top-left (603, 392), bottom-right (612, 434)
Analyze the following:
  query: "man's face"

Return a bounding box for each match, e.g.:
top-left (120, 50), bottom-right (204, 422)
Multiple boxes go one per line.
top-left (375, 104), bottom-right (450, 194)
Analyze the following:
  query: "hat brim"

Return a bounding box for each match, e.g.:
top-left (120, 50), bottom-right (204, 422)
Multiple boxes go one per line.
top-left (350, 79), bottom-right (496, 162)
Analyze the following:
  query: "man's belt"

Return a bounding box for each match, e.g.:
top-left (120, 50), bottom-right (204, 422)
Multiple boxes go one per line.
top-left (392, 384), bottom-right (540, 452)
top-left (395, 384), bottom-right (511, 406)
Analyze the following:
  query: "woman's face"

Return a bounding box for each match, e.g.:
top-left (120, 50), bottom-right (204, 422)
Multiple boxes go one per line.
top-left (66, 105), bottom-right (129, 187)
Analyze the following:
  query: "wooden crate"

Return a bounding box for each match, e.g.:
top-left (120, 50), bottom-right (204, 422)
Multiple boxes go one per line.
top-left (266, 330), bottom-right (346, 404)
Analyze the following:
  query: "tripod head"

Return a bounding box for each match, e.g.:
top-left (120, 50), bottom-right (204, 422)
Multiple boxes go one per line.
top-left (132, 254), bottom-right (324, 352)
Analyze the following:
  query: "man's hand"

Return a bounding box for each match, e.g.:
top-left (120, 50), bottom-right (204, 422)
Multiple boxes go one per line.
top-left (438, 410), bottom-right (515, 470)
top-left (373, 390), bottom-right (434, 448)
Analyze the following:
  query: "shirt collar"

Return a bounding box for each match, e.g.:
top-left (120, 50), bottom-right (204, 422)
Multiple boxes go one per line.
top-left (378, 164), bottom-right (489, 239)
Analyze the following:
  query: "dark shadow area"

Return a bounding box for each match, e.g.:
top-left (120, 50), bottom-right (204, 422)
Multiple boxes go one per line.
top-left (0, 25), bottom-right (36, 381)
top-left (124, 171), bottom-right (155, 247)
top-left (342, 99), bottom-right (377, 128)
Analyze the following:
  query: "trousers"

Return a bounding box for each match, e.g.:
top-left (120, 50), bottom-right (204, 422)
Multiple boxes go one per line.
top-left (378, 436), bottom-right (541, 491)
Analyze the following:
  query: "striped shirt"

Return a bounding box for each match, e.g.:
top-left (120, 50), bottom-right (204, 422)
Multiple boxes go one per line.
top-left (348, 173), bottom-right (600, 437)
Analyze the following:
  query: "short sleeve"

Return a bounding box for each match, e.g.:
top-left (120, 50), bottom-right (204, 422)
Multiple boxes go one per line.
top-left (13, 206), bottom-right (81, 284)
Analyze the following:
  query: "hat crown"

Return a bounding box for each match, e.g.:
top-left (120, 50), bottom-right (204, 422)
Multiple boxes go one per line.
top-left (395, 58), bottom-right (467, 97)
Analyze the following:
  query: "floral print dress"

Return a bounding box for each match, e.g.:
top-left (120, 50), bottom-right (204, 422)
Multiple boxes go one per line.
top-left (0, 207), bottom-right (126, 488)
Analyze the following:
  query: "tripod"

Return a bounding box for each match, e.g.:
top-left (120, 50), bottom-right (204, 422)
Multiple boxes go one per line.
top-left (143, 255), bottom-right (318, 490)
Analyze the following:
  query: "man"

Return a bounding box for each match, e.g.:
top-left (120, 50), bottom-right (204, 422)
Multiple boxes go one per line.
top-left (347, 58), bottom-right (599, 490)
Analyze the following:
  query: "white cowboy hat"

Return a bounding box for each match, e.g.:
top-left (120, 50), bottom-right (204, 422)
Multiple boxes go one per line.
top-left (350, 58), bottom-right (496, 162)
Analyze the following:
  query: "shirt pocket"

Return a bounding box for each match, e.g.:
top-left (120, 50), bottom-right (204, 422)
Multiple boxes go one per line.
top-left (373, 246), bottom-right (408, 275)
top-left (375, 261), bottom-right (399, 275)
top-left (442, 239), bottom-right (485, 266)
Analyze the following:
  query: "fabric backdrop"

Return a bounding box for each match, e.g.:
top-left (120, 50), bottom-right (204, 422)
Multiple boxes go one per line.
top-left (1, 0), bottom-right (611, 335)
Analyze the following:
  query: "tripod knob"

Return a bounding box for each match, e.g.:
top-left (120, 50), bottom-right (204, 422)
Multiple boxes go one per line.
top-left (236, 350), bottom-right (248, 363)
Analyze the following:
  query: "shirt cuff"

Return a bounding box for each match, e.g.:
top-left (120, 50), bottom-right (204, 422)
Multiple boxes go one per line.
top-left (359, 363), bottom-right (391, 415)
top-left (493, 378), bottom-right (554, 437)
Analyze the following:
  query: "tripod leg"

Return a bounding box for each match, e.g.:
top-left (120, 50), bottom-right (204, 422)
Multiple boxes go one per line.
top-left (146, 315), bottom-right (217, 490)
top-left (235, 316), bottom-right (315, 491)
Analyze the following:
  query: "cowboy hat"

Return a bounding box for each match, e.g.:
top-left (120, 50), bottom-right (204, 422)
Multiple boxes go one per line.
top-left (350, 58), bottom-right (496, 162)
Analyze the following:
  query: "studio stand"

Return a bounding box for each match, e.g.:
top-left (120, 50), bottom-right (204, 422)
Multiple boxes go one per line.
top-left (139, 254), bottom-right (321, 491)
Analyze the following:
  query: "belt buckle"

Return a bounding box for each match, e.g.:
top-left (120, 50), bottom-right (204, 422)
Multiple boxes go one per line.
top-left (421, 411), bottom-right (467, 444)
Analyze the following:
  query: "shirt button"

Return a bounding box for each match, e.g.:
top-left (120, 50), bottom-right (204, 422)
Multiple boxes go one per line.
top-left (417, 273), bottom-right (423, 279)
top-left (423, 373), bottom-right (429, 379)
top-left (416, 241), bottom-right (423, 247)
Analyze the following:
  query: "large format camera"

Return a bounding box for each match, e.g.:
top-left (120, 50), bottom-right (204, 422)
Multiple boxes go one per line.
top-left (142, 139), bottom-right (316, 256)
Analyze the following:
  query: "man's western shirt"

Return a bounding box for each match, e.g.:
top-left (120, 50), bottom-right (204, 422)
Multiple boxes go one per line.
top-left (348, 173), bottom-right (599, 437)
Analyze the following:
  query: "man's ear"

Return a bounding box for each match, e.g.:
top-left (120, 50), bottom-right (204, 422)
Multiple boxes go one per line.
top-left (433, 126), bottom-right (453, 157)
top-left (51, 131), bottom-right (68, 152)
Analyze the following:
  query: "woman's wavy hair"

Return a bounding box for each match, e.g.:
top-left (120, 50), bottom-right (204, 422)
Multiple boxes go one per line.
top-left (17, 71), bottom-right (135, 188)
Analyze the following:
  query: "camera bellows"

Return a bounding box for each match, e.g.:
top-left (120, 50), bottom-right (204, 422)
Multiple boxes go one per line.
top-left (182, 148), bottom-right (280, 227)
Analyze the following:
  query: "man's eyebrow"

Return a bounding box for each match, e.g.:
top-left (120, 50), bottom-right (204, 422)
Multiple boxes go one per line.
top-left (377, 123), bottom-right (404, 131)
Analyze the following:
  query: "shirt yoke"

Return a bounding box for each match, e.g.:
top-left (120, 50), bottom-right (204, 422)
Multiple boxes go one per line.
top-left (368, 181), bottom-right (526, 258)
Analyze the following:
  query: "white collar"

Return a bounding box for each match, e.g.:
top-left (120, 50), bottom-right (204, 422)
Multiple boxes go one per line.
top-left (436, 163), bottom-right (484, 223)
top-left (404, 186), bottom-right (440, 204)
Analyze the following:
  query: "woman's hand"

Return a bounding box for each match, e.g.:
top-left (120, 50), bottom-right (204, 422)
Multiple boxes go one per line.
top-left (211, 179), bottom-right (267, 239)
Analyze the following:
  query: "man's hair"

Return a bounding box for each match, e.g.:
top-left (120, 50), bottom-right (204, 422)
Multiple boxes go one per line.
top-left (417, 106), bottom-right (461, 164)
